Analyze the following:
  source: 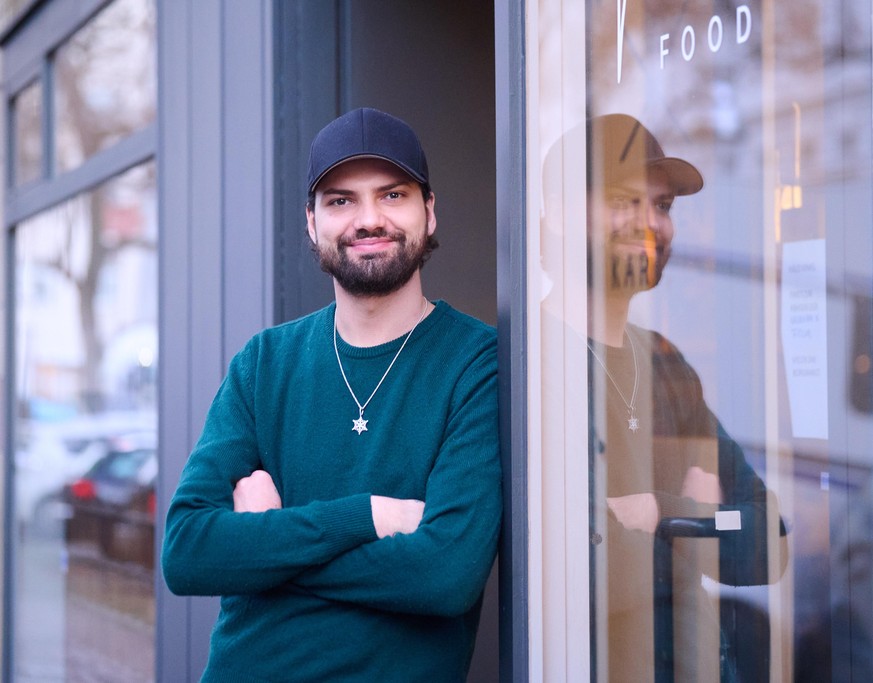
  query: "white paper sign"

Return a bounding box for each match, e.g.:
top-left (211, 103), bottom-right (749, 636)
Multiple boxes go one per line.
top-left (715, 510), bottom-right (742, 531)
top-left (781, 239), bottom-right (829, 439)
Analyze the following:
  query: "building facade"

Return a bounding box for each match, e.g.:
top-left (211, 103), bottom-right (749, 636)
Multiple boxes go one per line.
top-left (0, 0), bottom-right (871, 681)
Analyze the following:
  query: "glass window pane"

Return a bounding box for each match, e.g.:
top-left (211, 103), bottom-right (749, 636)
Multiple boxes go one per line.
top-left (532, 0), bottom-right (873, 679)
top-left (13, 162), bottom-right (157, 680)
top-left (12, 80), bottom-right (43, 187)
top-left (54, 0), bottom-right (155, 173)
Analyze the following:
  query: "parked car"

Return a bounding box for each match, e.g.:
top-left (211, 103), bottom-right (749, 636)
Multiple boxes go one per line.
top-left (15, 409), bottom-right (156, 537)
top-left (64, 433), bottom-right (157, 568)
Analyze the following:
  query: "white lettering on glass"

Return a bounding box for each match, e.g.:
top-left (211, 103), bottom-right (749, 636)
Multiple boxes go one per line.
top-left (617, 0), bottom-right (628, 83)
top-left (737, 4), bottom-right (752, 43)
top-left (682, 25), bottom-right (695, 61)
top-left (708, 15), bottom-right (723, 52)
top-left (657, 5), bottom-right (753, 71)
top-left (660, 34), bottom-right (670, 69)
top-left (781, 239), bottom-right (829, 439)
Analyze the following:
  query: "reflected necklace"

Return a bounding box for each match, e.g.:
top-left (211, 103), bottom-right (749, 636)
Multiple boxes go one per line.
top-left (334, 298), bottom-right (428, 435)
top-left (587, 331), bottom-right (640, 432)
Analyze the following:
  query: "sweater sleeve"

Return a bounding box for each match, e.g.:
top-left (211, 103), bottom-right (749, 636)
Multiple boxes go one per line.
top-left (650, 423), bottom-right (788, 588)
top-left (650, 336), bottom-right (788, 586)
top-left (290, 342), bottom-right (502, 617)
top-left (161, 340), bottom-right (378, 596)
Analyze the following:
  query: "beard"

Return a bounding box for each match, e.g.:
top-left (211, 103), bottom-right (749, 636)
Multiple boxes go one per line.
top-left (314, 225), bottom-right (429, 297)
top-left (587, 224), bottom-right (671, 294)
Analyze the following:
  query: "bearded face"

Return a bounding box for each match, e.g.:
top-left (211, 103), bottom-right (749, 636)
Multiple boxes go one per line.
top-left (306, 157), bottom-right (438, 298)
top-left (587, 170), bottom-right (675, 297)
top-left (313, 224), bottom-right (432, 296)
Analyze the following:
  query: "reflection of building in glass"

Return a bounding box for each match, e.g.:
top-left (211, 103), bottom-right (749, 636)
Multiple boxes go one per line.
top-left (3, 1), bottom-right (158, 680)
top-left (579, 1), bottom-right (873, 680)
top-left (54, 0), bottom-right (155, 172)
top-left (16, 164), bottom-right (157, 412)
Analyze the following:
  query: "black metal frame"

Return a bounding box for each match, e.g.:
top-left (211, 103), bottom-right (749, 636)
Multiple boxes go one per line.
top-left (495, 1), bottom-right (528, 680)
top-left (653, 517), bottom-right (720, 683)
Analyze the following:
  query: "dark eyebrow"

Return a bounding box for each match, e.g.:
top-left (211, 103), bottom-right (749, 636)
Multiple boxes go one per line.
top-left (319, 188), bottom-right (354, 197)
top-left (376, 180), bottom-right (414, 193)
top-left (319, 180), bottom-right (412, 197)
top-left (605, 183), bottom-right (643, 196)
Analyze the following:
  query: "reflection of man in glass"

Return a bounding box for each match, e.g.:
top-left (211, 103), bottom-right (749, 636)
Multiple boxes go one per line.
top-left (582, 114), bottom-right (786, 682)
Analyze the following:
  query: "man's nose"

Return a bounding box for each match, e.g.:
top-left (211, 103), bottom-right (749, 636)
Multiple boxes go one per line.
top-left (354, 198), bottom-right (385, 229)
top-left (645, 201), bottom-right (664, 232)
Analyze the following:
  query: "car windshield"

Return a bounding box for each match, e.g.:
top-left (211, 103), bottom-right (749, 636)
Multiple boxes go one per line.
top-left (89, 448), bottom-right (154, 482)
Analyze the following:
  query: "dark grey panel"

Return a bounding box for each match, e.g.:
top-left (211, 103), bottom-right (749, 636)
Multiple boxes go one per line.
top-left (156, 0), bottom-right (275, 680)
top-left (222, 2), bottom-right (273, 353)
top-left (495, 1), bottom-right (528, 681)
top-left (272, 1), bottom-right (339, 323)
top-left (341, 1), bottom-right (497, 326)
top-left (155, 0), bottom-right (195, 678)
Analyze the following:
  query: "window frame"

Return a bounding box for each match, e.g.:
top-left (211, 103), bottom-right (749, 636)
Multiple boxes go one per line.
top-left (0, 1), bottom-right (157, 678)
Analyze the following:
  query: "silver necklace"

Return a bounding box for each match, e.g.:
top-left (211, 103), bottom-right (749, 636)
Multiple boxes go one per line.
top-left (587, 331), bottom-right (640, 432)
top-left (334, 298), bottom-right (428, 435)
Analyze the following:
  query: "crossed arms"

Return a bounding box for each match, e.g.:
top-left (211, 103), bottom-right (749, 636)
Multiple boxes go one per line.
top-left (234, 469), bottom-right (425, 539)
top-left (162, 338), bottom-right (502, 617)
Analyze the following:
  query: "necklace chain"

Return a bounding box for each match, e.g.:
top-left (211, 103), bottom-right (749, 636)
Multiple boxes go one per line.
top-left (587, 330), bottom-right (641, 432)
top-left (334, 298), bottom-right (429, 435)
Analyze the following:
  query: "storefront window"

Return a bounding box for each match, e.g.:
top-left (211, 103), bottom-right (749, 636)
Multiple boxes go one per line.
top-left (532, 0), bottom-right (873, 679)
top-left (5, 0), bottom-right (157, 678)
top-left (13, 162), bottom-right (157, 680)
top-left (54, 0), bottom-right (155, 173)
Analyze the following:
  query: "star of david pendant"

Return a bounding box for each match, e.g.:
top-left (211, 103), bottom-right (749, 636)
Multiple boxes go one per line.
top-left (352, 415), bottom-right (368, 435)
top-left (628, 415), bottom-right (640, 432)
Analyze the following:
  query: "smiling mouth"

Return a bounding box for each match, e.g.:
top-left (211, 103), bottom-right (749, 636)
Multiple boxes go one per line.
top-left (340, 228), bottom-right (403, 250)
top-left (343, 236), bottom-right (397, 253)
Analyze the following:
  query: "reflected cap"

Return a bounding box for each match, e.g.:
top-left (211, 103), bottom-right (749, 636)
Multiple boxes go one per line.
top-left (589, 113), bottom-right (703, 196)
top-left (307, 108), bottom-right (430, 194)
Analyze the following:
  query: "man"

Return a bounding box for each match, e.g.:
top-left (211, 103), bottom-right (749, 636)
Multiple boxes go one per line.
top-left (162, 108), bottom-right (502, 682)
top-left (547, 114), bottom-right (786, 681)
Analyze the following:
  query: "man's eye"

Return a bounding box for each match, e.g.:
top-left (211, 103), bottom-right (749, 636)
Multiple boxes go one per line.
top-left (329, 197), bottom-right (349, 206)
top-left (609, 196), bottom-right (634, 210)
top-left (386, 191), bottom-right (402, 200)
top-left (657, 200), bottom-right (673, 213)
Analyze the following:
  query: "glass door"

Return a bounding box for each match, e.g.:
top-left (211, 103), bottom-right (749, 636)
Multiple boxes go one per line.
top-left (529, 0), bottom-right (873, 679)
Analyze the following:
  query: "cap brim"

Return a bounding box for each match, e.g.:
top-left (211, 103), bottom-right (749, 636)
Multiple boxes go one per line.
top-left (649, 157), bottom-right (704, 196)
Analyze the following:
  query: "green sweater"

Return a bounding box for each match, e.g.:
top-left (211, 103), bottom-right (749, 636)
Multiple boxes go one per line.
top-left (162, 301), bottom-right (502, 682)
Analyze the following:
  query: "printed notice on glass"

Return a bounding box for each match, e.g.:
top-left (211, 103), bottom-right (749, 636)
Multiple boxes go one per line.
top-left (781, 239), bottom-right (828, 439)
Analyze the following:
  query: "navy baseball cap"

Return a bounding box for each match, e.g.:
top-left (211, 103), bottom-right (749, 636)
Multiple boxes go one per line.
top-left (589, 113), bottom-right (703, 196)
top-left (307, 108), bottom-right (430, 194)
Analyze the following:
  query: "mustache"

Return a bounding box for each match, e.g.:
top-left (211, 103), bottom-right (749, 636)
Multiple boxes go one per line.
top-left (338, 227), bottom-right (404, 247)
top-left (607, 224), bottom-right (667, 251)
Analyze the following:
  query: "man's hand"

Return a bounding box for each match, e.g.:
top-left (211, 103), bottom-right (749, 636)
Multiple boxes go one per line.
top-left (370, 495), bottom-right (425, 538)
top-left (607, 492), bottom-right (660, 534)
top-left (233, 469), bottom-right (282, 512)
top-left (681, 465), bottom-right (723, 505)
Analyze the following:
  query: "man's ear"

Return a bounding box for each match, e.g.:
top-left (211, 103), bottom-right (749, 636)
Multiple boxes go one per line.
top-left (305, 206), bottom-right (317, 244)
top-left (425, 192), bottom-right (437, 236)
